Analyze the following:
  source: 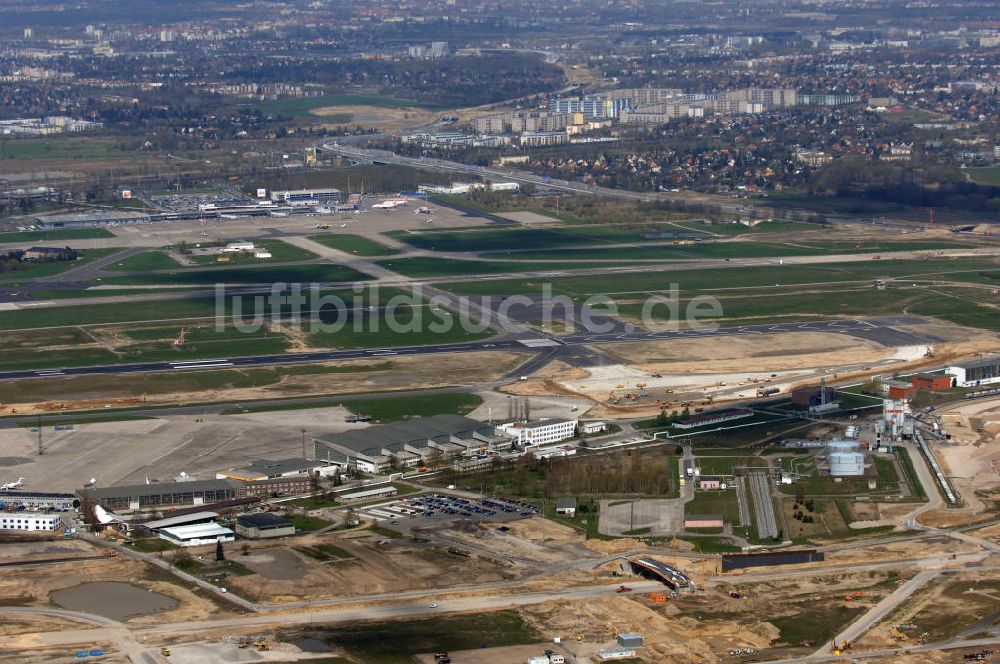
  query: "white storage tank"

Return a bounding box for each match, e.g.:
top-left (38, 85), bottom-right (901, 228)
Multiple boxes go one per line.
top-left (829, 451), bottom-right (865, 476)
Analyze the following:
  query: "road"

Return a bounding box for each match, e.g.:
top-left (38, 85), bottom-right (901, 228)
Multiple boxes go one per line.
top-left (0, 316), bottom-right (923, 382)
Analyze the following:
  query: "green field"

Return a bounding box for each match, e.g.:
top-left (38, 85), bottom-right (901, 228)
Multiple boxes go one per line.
top-left (336, 392), bottom-right (483, 423)
top-left (0, 228), bottom-right (115, 244)
top-left (965, 167), bottom-right (1000, 186)
top-left (0, 247), bottom-right (121, 282)
top-left (441, 257), bottom-right (1000, 297)
top-left (387, 224), bottom-right (711, 253)
top-left (308, 234), bottom-right (399, 256)
top-left (485, 239), bottom-right (972, 262)
top-left (187, 240), bottom-right (319, 266)
top-left (0, 285), bottom-right (495, 369)
top-left (316, 611), bottom-right (539, 663)
top-left (377, 256), bottom-right (644, 278)
top-left (0, 137), bottom-right (122, 160)
top-left (106, 251), bottom-right (183, 272)
top-left (98, 263), bottom-right (371, 286)
top-left (684, 490), bottom-right (742, 523)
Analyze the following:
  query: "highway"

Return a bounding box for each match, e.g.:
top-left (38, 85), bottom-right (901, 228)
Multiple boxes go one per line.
top-left (0, 316), bottom-right (921, 382)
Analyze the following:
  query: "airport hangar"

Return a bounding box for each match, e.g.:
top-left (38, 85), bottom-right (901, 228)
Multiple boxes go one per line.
top-left (312, 414), bottom-right (512, 474)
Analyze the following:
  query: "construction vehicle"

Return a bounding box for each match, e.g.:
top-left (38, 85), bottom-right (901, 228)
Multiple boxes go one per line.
top-left (964, 650), bottom-right (993, 661)
top-left (844, 591), bottom-right (863, 601)
top-left (433, 651), bottom-right (451, 664)
top-left (160, 647), bottom-right (171, 657)
top-left (171, 328), bottom-right (187, 348)
top-left (254, 640), bottom-right (269, 652)
top-left (648, 592), bottom-right (668, 603)
top-left (616, 585), bottom-right (632, 593)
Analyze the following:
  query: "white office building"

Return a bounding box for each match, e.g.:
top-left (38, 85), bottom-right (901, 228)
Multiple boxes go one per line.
top-left (0, 512), bottom-right (61, 531)
top-left (499, 418), bottom-right (578, 446)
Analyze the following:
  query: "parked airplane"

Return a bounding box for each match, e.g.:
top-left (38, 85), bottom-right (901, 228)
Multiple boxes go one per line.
top-left (372, 199), bottom-right (409, 209)
top-left (0, 477), bottom-right (24, 491)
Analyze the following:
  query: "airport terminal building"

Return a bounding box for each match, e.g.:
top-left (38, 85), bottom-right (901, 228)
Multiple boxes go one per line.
top-left (313, 414), bottom-right (510, 474)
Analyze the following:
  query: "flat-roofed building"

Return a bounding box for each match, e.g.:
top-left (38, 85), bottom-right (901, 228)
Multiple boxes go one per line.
top-left (0, 512), bottom-right (61, 532)
top-left (338, 485), bottom-right (398, 502)
top-left (35, 209), bottom-right (151, 228)
top-left (313, 414), bottom-right (506, 474)
top-left (158, 522), bottom-right (234, 547)
top-left (498, 418), bottom-right (577, 446)
top-left (77, 479), bottom-right (242, 513)
top-left (949, 356), bottom-right (1000, 387)
top-left (234, 513), bottom-right (295, 539)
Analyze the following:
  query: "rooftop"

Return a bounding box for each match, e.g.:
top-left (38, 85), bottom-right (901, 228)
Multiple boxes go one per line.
top-left (78, 478), bottom-right (240, 500)
top-left (36, 209), bottom-right (151, 223)
top-left (315, 414), bottom-right (495, 455)
top-left (142, 511), bottom-right (218, 530)
top-left (236, 513), bottom-right (293, 529)
top-left (159, 522), bottom-right (233, 539)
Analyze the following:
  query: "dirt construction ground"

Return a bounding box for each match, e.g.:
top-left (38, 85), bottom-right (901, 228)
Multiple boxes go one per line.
top-left (922, 396), bottom-right (1000, 526)
top-left (225, 531), bottom-right (517, 604)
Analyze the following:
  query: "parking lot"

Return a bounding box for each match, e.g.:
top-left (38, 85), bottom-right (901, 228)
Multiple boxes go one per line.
top-left (357, 493), bottom-right (539, 526)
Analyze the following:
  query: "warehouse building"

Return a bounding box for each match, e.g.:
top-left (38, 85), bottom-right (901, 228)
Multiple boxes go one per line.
top-left (77, 479), bottom-right (243, 512)
top-left (313, 415), bottom-right (508, 474)
top-left (216, 458), bottom-right (335, 482)
top-left (338, 485), bottom-right (399, 503)
top-left (158, 522), bottom-right (235, 547)
top-left (948, 356), bottom-right (1000, 387)
top-left (35, 209), bottom-right (152, 228)
top-left (234, 513), bottom-right (295, 539)
top-left (0, 491), bottom-right (76, 511)
top-left (0, 512), bottom-right (61, 532)
top-left (674, 409), bottom-right (752, 430)
top-left (555, 497), bottom-right (577, 517)
top-left (912, 373), bottom-right (955, 392)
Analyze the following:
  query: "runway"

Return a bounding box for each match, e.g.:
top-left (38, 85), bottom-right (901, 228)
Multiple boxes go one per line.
top-left (0, 316), bottom-right (930, 382)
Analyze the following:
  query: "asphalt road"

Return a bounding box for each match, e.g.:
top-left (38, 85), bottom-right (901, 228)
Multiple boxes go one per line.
top-left (0, 316), bottom-right (926, 382)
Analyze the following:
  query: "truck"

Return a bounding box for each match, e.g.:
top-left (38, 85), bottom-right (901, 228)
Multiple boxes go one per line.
top-left (757, 386), bottom-right (780, 397)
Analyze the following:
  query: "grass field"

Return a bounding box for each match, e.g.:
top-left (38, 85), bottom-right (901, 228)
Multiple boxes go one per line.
top-left (441, 257), bottom-right (1000, 297)
top-left (0, 228), bottom-right (114, 244)
top-left (308, 234), bottom-right (399, 256)
top-left (106, 251), bottom-right (183, 272)
top-left (769, 605), bottom-right (866, 646)
top-left (98, 262), bottom-right (371, 286)
top-left (965, 167), bottom-right (1000, 186)
top-left (316, 611), bottom-right (540, 663)
top-left (485, 239), bottom-right (972, 262)
top-left (336, 392), bottom-right (483, 423)
top-left (684, 490), bottom-right (742, 523)
top-left (0, 137), bottom-right (121, 160)
top-left (387, 224), bottom-right (711, 253)
top-left (0, 247), bottom-right (121, 282)
top-left (187, 239), bottom-right (319, 266)
top-left (377, 256), bottom-right (642, 278)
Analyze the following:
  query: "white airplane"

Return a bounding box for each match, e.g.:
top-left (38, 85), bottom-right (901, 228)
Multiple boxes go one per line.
top-left (0, 477), bottom-right (24, 491)
top-left (371, 199), bottom-right (408, 209)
